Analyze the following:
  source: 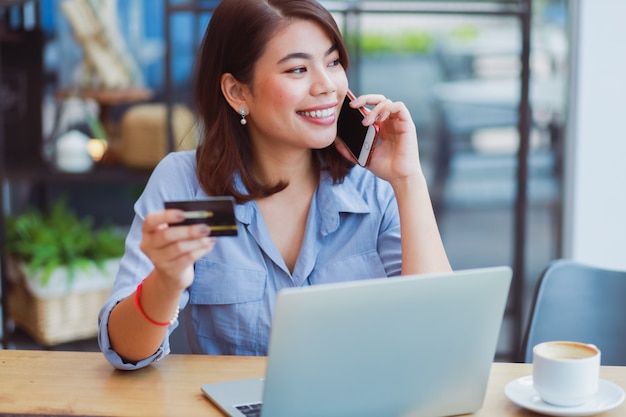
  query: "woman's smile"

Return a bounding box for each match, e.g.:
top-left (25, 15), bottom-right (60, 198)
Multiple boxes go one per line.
top-left (297, 105), bottom-right (337, 125)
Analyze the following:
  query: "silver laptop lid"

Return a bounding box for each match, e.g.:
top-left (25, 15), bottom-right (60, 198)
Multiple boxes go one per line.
top-left (261, 266), bottom-right (512, 417)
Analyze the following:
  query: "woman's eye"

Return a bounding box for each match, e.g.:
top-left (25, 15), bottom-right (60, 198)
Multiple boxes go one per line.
top-left (328, 59), bottom-right (341, 67)
top-left (287, 66), bottom-right (307, 74)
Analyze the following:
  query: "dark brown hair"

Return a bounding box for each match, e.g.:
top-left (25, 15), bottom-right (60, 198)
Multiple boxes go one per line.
top-left (194, 0), bottom-right (352, 203)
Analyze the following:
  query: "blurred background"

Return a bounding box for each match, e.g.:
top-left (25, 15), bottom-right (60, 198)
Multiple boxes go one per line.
top-left (2, 0), bottom-right (623, 363)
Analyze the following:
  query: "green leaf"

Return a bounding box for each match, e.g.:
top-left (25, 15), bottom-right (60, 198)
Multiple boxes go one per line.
top-left (5, 197), bottom-right (125, 288)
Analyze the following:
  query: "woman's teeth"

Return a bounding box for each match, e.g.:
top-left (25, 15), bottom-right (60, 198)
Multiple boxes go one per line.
top-left (300, 108), bottom-right (334, 118)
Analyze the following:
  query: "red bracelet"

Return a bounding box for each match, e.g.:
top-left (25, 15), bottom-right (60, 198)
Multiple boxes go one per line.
top-left (134, 279), bottom-right (179, 326)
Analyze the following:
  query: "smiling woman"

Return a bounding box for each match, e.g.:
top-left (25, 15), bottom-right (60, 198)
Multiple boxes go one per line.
top-left (218, 19), bottom-right (349, 185)
top-left (99, 0), bottom-right (451, 371)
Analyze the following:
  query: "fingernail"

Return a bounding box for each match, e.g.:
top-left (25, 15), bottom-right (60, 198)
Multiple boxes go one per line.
top-left (197, 224), bottom-right (210, 235)
top-left (174, 210), bottom-right (186, 220)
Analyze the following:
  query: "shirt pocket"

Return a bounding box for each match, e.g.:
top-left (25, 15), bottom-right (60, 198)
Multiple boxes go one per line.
top-left (188, 260), bottom-right (268, 355)
top-left (190, 261), bottom-right (266, 305)
top-left (309, 250), bottom-right (387, 285)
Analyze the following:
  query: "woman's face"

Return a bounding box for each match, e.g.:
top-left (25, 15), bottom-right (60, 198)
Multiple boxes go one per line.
top-left (244, 19), bottom-right (348, 159)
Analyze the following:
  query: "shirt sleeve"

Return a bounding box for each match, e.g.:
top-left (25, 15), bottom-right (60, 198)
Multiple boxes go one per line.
top-left (98, 152), bottom-right (197, 370)
top-left (97, 213), bottom-right (176, 370)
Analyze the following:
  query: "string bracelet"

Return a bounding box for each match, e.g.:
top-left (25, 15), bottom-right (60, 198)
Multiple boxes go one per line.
top-left (134, 279), bottom-right (179, 326)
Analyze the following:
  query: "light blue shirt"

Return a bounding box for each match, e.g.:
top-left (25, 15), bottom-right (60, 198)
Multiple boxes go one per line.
top-left (99, 150), bottom-right (402, 369)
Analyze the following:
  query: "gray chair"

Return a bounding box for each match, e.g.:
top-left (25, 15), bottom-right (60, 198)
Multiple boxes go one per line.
top-left (520, 259), bottom-right (626, 365)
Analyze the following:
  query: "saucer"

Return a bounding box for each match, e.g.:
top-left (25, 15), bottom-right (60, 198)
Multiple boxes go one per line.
top-left (505, 376), bottom-right (625, 416)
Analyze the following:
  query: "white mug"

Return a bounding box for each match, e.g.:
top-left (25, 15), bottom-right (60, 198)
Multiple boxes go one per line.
top-left (533, 341), bottom-right (601, 406)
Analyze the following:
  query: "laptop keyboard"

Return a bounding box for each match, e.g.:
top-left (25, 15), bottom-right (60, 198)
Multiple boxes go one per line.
top-left (236, 403), bottom-right (262, 417)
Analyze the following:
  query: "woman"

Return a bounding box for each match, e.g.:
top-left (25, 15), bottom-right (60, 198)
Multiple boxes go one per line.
top-left (99, 0), bottom-right (451, 370)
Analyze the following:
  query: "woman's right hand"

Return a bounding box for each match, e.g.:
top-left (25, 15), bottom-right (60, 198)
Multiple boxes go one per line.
top-left (140, 209), bottom-right (216, 290)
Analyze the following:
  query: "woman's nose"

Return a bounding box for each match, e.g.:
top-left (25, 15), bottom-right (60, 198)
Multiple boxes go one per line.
top-left (311, 69), bottom-right (338, 96)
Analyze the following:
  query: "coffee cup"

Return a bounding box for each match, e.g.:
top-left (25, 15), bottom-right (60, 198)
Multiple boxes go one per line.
top-left (532, 341), bottom-right (601, 406)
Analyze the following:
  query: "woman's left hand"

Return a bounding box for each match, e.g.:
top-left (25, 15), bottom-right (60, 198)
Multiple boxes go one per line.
top-left (336, 94), bottom-right (421, 183)
top-left (337, 94), bottom-right (451, 275)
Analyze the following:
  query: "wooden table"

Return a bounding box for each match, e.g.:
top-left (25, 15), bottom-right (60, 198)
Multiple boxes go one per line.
top-left (0, 350), bottom-right (624, 417)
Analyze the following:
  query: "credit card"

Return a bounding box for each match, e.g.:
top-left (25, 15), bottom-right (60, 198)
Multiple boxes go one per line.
top-left (165, 197), bottom-right (238, 236)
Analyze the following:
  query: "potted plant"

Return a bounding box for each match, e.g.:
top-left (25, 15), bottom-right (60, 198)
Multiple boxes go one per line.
top-left (4, 198), bottom-right (125, 346)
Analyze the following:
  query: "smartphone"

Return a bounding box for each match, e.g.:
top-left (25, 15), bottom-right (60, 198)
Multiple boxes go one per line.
top-left (164, 196), bottom-right (238, 236)
top-left (336, 90), bottom-right (379, 166)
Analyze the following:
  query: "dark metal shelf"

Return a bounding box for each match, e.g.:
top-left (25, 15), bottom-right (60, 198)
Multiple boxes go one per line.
top-left (0, 163), bottom-right (152, 184)
top-left (0, 159), bottom-right (152, 348)
top-left (1, 0), bottom-right (153, 347)
top-left (166, 0), bottom-right (526, 15)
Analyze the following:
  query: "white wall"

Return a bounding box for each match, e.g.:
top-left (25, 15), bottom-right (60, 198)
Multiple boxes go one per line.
top-left (562, 0), bottom-right (626, 270)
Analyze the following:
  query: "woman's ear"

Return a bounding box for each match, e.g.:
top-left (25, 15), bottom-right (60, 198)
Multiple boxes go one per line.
top-left (221, 73), bottom-right (249, 113)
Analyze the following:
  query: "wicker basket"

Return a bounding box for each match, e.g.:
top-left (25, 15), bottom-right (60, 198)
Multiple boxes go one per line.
top-left (6, 258), bottom-right (116, 346)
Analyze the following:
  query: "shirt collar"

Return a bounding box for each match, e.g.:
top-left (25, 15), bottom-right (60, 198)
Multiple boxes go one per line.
top-left (316, 170), bottom-right (370, 236)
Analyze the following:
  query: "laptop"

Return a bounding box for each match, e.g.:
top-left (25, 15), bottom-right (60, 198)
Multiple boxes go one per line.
top-left (201, 266), bottom-right (512, 417)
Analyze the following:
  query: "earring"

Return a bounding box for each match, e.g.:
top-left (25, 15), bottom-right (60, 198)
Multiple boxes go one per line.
top-left (239, 107), bottom-right (248, 125)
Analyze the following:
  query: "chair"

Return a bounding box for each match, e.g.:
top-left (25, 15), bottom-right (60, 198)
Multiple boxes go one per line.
top-left (520, 259), bottom-right (626, 365)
